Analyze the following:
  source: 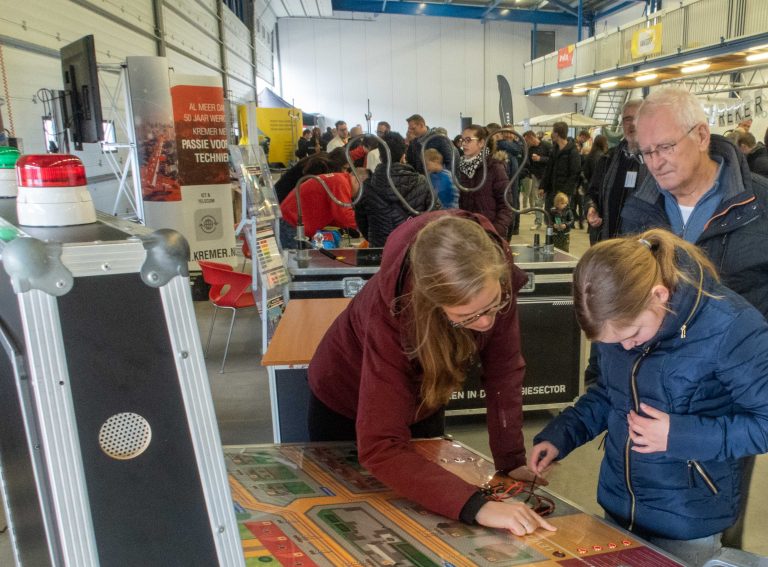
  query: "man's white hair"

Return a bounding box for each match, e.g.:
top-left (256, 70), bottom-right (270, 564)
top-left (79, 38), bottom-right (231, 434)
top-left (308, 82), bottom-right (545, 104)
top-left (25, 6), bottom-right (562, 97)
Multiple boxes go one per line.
top-left (636, 88), bottom-right (707, 131)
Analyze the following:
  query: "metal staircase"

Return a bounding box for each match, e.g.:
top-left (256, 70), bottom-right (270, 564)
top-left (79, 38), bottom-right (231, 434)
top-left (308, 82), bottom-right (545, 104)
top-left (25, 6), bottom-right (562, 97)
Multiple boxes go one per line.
top-left (586, 89), bottom-right (631, 127)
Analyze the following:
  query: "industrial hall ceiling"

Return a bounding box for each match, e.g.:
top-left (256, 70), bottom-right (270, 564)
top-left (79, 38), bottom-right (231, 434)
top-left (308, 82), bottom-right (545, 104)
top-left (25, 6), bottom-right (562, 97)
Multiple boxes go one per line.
top-left (269, 0), bottom-right (646, 26)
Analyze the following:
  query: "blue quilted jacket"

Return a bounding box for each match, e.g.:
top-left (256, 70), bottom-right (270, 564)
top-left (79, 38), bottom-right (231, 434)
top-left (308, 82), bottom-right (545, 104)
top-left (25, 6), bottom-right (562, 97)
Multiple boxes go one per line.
top-left (535, 270), bottom-right (768, 540)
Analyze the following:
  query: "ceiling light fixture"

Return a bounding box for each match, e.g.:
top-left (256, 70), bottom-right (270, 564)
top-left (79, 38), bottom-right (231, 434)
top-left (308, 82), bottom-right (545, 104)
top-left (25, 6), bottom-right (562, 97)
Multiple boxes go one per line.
top-left (746, 52), bottom-right (768, 62)
top-left (635, 73), bottom-right (658, 82)
top-left (573, 87), bottom-right (588, 93)
top-left (419, 2), bottom-right (426, 8)
top-left (550, 91), bottom-right (563, 97)
top-left (681, 63), bottom-right (711, 74)
top-left (600, 81), bottom-right (618, 89)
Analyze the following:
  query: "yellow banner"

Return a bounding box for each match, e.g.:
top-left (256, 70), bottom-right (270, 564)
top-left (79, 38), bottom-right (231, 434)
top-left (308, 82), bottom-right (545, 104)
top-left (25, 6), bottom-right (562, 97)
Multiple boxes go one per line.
top-left (631, 23), bottom-right (662, 59)
top-left (255, 107), bottom-right (302, 166)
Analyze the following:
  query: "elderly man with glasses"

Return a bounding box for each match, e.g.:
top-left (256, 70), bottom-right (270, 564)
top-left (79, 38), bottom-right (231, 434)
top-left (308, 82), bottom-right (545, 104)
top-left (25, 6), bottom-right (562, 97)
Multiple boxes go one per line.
top-left (622, 87), bottom-right (768, 318)
top-left (620, 87), bottom-right (768, 553)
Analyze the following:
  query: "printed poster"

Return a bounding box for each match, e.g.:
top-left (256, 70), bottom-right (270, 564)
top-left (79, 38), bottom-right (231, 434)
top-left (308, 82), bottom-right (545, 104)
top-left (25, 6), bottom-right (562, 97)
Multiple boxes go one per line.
top-left (631, 24), bottom-right (662, 59)
top-left (127, 56), bottom-right (236, 268)
top-left (557, 45), bottom-right (575, 69)
top-left (255, 107), bottom-right (302, 166)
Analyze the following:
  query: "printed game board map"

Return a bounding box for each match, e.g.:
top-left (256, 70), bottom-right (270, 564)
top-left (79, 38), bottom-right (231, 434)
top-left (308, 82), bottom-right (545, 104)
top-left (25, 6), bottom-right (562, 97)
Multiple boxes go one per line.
top-left (224, 440), bottom-right (684, 566)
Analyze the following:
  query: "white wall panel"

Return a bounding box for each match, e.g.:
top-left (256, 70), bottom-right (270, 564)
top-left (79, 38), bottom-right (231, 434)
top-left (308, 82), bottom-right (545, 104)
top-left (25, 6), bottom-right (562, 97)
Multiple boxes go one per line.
top-left (162, 8), bottom-right (221, 70)
top-left (278, 13), bottom-right (578, 133)
top-left (196, 0), bottom-right (218, 12)
top-left (6, 0), bottom-right (156, 63)
top-left (224, 10), bottom-right (256, 99)
top-left (364, 16), bottom-right (395, 127)
top-left (253, 0), bottom-right (276, 84)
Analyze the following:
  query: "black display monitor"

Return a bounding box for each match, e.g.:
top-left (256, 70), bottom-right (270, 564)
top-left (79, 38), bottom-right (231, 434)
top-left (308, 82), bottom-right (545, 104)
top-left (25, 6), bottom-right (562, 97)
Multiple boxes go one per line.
top-left (60, 35), bottom-right (103, 151)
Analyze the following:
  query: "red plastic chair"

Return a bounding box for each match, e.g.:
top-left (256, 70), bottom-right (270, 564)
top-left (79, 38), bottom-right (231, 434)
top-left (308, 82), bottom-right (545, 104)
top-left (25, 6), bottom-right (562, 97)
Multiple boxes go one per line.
top-left (240, 236), bottom-right (252, 272)
top-left (198, 260), bottom-right (256, 373)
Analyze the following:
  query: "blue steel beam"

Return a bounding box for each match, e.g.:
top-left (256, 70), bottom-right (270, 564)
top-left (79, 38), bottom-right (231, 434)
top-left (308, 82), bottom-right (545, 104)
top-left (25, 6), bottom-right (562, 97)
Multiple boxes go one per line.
top-left (330, 0), bottom-right (578, 25)
top-left (577, 0), bottom-right (583, 41)
top-left (482, 0), bottom-right (504, 18)
top-left (547, 0), bottom-right (579, 17)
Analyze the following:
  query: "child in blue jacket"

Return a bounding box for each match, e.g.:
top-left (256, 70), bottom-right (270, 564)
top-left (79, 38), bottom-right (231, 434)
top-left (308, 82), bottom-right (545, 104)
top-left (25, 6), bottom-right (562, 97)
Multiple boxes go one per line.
top-left (529, 228), bottom-right (768, 567)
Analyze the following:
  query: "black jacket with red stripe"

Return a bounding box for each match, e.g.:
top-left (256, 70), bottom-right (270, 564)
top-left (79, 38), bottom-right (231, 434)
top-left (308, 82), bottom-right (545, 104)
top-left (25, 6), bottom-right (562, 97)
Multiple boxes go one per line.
top-left (620, 134), bottom-right (768, 318)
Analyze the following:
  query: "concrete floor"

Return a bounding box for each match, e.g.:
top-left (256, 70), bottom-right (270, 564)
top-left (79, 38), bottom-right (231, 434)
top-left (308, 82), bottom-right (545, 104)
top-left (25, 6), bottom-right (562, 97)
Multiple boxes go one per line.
top-left (0, 212), bottom-right (766, 562)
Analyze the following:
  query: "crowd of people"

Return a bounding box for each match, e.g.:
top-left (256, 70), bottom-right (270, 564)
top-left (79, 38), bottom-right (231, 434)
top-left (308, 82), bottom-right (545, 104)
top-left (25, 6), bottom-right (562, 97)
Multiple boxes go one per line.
top-left (279, 114), bottom-right (529, 249)
top-left (275, 88), bottom-right (768, 566)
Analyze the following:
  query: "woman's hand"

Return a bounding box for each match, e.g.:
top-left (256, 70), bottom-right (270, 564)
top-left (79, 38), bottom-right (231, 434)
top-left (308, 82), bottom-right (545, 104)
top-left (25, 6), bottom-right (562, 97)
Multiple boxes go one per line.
top-left (475, 500), bottom-right (557, 536)
top-left (528, 442), bottom-right (559, 475)
top-left (628, 403), bottom-right (669, 453)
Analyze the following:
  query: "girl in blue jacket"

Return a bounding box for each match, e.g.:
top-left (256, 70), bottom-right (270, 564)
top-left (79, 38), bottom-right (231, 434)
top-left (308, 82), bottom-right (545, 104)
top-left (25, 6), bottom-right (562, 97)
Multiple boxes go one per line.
top-left (529, 228), bottom-right (768, 567)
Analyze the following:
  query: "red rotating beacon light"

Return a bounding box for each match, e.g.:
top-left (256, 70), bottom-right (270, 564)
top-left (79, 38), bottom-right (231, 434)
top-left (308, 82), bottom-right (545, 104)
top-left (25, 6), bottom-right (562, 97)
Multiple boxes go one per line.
top-left (15, 154), bottom-right (97, 226)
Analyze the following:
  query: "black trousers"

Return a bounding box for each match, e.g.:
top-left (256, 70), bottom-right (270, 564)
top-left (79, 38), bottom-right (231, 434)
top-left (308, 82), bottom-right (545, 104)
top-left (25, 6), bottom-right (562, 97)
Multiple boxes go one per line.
top-left (307, 391), bottom-right (446, 442)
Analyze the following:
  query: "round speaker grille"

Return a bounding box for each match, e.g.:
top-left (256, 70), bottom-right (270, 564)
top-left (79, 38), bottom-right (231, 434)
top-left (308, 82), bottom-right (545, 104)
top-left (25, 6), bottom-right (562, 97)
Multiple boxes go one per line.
top-left (98, 412), bottom-right (152, 460)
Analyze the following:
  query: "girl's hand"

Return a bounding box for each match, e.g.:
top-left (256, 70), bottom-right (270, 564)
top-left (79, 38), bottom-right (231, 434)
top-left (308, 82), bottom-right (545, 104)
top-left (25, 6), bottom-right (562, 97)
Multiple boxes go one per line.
top-left (528, 442), bottom-right (559, 475)
top-left (628, 403), bottom-right (669, 453)
top-left (504, 465), bottom-right (549, 486)
top-left (475, 500), bottom-right (557, 536)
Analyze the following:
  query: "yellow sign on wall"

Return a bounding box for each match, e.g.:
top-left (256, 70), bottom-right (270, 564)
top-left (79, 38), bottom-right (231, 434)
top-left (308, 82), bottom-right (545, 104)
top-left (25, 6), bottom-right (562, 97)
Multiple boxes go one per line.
top-left (255, 107), bottom-right (302, 166)
top-left (631, 23), bottom-right (663, 59)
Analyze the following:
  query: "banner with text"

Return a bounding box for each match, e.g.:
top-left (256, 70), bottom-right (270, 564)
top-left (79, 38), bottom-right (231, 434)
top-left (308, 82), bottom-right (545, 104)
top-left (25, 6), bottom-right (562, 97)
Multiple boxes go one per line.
top-left (557, 45), bottom-right (575, 69)
top-left (135, 70), bottom-right (235, 268)
top-left (126, 56), bottom-right (181, 202)
top-left (705, 94), bottom-right (766, 128)
top-left (256, 107), bottom-right (302, 166)
top-left (631, 24), bottom-right (662, 59)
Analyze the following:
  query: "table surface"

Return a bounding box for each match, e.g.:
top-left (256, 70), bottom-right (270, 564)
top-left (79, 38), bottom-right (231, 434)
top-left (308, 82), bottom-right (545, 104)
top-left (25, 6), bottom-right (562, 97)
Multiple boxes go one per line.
top-left (261, 298), bottom-right (351, 366)
top-left (224, 439), bottom-right (683, 566)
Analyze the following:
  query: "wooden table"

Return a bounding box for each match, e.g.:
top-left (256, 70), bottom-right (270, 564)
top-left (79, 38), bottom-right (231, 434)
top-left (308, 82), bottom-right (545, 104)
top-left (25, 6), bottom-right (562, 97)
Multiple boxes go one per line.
top-left (262, 298), bottom-right (351, 442)
top-left (224, 439), bottom-right (685, 566)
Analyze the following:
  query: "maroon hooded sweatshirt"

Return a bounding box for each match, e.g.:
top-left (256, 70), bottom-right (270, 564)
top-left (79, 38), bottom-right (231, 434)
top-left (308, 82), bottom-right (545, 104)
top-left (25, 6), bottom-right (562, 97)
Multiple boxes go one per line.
top-left (308, 209), bottom-right (528, 522)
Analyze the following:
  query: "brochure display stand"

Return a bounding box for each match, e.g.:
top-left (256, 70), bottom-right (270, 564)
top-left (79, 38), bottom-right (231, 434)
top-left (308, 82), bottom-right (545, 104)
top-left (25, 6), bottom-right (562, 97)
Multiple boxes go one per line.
top-left (229, 144), bottom-right (288, 353)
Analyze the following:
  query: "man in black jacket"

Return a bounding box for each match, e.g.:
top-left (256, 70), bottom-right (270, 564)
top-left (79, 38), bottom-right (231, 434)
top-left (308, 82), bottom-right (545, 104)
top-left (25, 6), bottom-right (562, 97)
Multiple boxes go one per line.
top-left (522, 131), bottom-right (551, 229)
top-left (354, 131), bottom-right (436, 247)
top-left (585, 99), bottom-right (648, 243)
top-left (737, 132), bottom-right (768, 178)
top-left (405, 114), bottom-right (455, 175)
top-left (539, 121), bottom-right (581, 213)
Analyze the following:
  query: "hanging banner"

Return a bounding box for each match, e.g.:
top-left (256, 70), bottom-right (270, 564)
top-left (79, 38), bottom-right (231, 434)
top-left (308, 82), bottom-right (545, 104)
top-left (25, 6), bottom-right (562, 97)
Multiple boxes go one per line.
top-left (127, 56), bottom-right (236, 268)
top-left (631, 24), bottom-right (662, 59)
top-left (167, 74), bottom-right (236, 266)
top-left (126, 56), bottom-right (181, 202)
top-left (704, 94), bottom-right (766, 127)
top-left (557, 45), bottom-right (575, 69)
top-left (255, 107), bottom-right (302, 166)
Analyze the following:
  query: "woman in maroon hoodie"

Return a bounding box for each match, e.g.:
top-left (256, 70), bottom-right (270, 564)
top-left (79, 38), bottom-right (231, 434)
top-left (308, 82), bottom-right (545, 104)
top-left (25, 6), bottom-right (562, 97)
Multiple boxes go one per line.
top-left (308, 209), bottom-right (556, 536)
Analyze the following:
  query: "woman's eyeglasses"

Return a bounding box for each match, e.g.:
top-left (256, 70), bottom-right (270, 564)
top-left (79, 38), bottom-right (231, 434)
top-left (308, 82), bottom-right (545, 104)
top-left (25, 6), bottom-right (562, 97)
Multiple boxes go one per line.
top-left (460, 136), bottom-right (480, 144)
top-left (448, 292), bottom-right (511, 329)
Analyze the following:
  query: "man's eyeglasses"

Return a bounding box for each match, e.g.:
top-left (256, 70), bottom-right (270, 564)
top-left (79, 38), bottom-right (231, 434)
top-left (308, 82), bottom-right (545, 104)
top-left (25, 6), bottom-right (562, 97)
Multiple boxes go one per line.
top-left (636, 125), bottom-right (698, 162)
top-left (448, 292), bottom-right (511, 329)
top-left (460, 136), bottom-right (480, 144)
